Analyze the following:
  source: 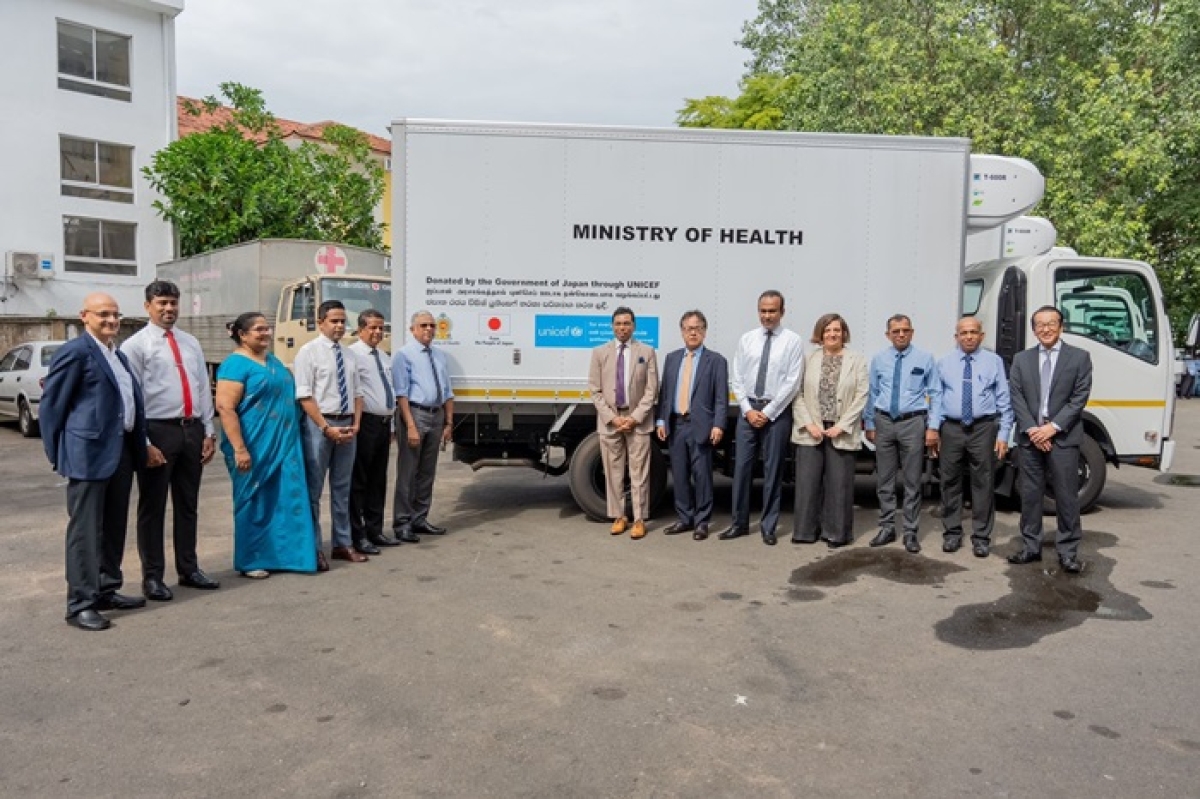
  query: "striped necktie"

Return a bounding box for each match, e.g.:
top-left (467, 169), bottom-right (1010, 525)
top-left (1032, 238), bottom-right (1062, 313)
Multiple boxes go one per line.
top-left (333, 342), bottom-right (350, 414)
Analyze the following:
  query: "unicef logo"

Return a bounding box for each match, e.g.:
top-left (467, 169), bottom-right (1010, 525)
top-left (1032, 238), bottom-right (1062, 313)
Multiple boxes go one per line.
top-left (571, 326), bottom-right (584, 337)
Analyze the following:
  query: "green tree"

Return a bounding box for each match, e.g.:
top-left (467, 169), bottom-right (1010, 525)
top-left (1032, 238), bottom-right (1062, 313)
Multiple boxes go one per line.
top-left (143, 82), bottom-right (387, 257)
top-left (680, 0), bottom-right (1200, 339)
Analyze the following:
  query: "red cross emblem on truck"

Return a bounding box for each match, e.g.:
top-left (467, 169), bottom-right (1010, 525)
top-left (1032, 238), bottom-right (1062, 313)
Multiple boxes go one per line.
top-left (315, 245), bottom-right (347, 274)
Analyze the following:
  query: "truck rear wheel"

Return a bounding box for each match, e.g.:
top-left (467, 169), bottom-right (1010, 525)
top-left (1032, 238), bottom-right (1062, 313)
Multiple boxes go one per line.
top-left (1042, 434), bottom-right (1106, 515)
top-left (567, 433), bottom-right (668, 522)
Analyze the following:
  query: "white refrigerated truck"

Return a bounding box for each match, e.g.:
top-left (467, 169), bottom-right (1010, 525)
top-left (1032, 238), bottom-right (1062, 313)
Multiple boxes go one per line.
top-left (390, 120), bottom-right (1176, 518)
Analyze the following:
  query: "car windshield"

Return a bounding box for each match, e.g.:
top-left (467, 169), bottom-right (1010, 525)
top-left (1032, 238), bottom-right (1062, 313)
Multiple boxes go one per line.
top-left (321, 279), bottom-right (392, 326)
top-left (41, 345), bottom-right (61, 366)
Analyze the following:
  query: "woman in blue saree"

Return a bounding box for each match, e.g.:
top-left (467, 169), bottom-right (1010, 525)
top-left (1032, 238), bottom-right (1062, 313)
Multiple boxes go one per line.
top-left (214, 313), bottom-right (317, 577)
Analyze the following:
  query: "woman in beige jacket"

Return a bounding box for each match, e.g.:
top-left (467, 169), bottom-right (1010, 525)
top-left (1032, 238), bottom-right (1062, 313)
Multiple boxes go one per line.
top-left (791, 313), bottom-right (870, 547)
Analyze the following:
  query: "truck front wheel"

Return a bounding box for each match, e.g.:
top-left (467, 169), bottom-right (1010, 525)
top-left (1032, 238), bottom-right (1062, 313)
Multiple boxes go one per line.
top-left (567, 433), bottom-right (668, 522)
top-left (1042, 434), bottom-right (1107, 515)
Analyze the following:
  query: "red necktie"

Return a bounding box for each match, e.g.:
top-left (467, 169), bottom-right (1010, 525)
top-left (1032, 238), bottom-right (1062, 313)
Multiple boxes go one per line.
top-left (165, 330), bottom-right (193, 418)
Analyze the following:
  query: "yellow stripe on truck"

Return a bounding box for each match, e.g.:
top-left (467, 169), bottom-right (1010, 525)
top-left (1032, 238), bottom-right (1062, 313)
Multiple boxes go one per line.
top-left (1086, 400), bottom-right (1168, 408)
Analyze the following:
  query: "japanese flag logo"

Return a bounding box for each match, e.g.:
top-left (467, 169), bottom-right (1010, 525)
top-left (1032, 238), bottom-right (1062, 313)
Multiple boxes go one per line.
top-left (480, 314), bottom-right (510, 336)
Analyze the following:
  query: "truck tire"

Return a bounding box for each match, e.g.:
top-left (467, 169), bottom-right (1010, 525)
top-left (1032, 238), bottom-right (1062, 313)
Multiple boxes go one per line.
top-left (1042, 434), bottom-right (1106, 515)
top-left (18, 399), bottom-right (39, 438)
top-left (567, 433), bottom-right (669, 522)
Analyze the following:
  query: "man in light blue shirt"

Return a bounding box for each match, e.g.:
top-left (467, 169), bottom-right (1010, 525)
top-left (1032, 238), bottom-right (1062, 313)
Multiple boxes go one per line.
top-left (392, 310), bottom-right (455, 542)
top-left (864, 314), bottom-right (942, 553)
top-left (932, 317), bottom-right (1013, 558)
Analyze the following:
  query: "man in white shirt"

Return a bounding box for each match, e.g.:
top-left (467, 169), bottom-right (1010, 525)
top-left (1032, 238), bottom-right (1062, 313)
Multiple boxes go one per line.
top-left (348, 309), bottom-right (401, 554)
top-left (720, 290), bottom-right (805, 546)
top-left (294, 300), bottom-right (366, 570)
top-left (121, 280), bottom-right (219, 601)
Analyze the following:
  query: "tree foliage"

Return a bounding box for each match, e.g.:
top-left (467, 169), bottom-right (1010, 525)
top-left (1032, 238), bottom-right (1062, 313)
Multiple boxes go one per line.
top-left (680, 1), bottom-right (1200, 340)
top-left (143, 82), bottom-right (387, 257)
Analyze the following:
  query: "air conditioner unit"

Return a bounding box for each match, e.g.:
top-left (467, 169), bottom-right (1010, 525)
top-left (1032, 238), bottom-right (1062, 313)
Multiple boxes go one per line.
top-left (5, 251), bottom-right (55, 280)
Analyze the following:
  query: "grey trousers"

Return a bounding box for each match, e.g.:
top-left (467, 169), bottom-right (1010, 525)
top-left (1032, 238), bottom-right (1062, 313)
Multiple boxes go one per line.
top-left (874, 414), bottom-right (926, 537)
top-left (939, 418), bottom-right (998, 544)
top-left (393, 406), bottom-right (442, 531)
top-left (1017, 442), bottom-right (1083, 559)
top-left (792, 439), bottom-right (857, 544)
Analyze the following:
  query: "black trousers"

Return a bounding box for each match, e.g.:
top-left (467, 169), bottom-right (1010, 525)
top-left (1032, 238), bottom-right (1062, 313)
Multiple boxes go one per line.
top-left (731, 407), bottom-right (792, 535)
top-left (1017, 442), bottom-right (1084, 559)
top-left (939, 418), bottom-right (999, 544)
top-left (351, 413), bottom-right (392, 542)
top-left (793, 438), bottom-right (857, 544)
top-left (65, 434), bottom-right (135, 615)
top-left (136, 420), bottom-right (205, 580)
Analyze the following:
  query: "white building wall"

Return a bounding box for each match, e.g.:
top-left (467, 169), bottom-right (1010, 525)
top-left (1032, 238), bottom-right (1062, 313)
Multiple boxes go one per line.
top-left (0, 0), bottom-right (183, 318)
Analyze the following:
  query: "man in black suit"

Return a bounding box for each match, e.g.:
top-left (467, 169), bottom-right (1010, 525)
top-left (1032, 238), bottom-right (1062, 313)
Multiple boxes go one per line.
top-left (1007, 305), bottom-right (1093, 573)
top-left (40, 293), bottom-right (164, 631)
top-left (656, 310), bottom-right (729, 540)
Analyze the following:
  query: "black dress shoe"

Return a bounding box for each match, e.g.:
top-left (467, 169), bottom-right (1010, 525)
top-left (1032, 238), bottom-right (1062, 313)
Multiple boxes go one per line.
top-left (869, 530), bottom-right (896, 547)
top-left (718, 526), bottom-right (749, 540)
top-left (142, 577), bottom-right (173, 602)
top-left (693, 526), bottom-right (709, 541)
top-left (792, 535), bottom-right (818, 544)
top-left (369, 533), bottom-right (402, 547)
top-left (762, 532), bottom-right (777, 546)
top-left (823, 537), bottom-right (850, 549)
top-left (1059, 556), bottom-right (1084, 574)
top-left (354, 540), bottom-right (381, 555)
top-left (663, 522), bottom-right (694, 535)
top-left (973, 543), bottom-right (990, 558)
top-left (1006, 550), bottom-right (1043, 565)
top-left (943, 538), bottom-right (962, 553)
top-left (179, 570), bottom-right (220, 590)
top-left (66, 608), bottom-right (110, 631)
top-left (413, 522), bottom-right (446, 536)
top-left (94, 592), bottom-right (146, 611)
top-left (904, 537), bottom-right (921, 554)
top-left (395, 528), bottom-right (421, 544)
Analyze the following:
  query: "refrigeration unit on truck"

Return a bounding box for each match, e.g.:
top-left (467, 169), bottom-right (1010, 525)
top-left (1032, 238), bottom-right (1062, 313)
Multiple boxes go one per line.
top-left (158, 239), bottom-right (392, 370)
top-left (390, 119), bottom-right (1175, 518)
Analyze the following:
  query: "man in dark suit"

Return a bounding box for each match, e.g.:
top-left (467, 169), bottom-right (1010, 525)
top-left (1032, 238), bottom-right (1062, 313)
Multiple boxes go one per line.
top-left (41, 293), bottom-right (164, 631)
top-left (1007, 305), bottom-right (1093, 573)
top-left (656, 310), bottom-right (729, 541)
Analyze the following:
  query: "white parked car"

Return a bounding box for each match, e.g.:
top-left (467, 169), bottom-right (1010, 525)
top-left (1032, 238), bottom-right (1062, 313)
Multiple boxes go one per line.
top-left (0, 340), bottom-right (64, 437)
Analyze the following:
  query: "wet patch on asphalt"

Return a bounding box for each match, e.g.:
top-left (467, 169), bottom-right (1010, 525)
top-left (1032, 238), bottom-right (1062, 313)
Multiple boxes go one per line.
top-left (786, 549), bottom-right (967, 601)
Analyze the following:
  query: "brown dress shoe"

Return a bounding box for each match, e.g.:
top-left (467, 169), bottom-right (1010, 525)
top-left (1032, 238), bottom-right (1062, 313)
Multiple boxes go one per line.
top-left (331, 546), bottom-right (369, 563)
top-left (610, 517), bottom-right (628, 535)
top-left (316, 551), bottom-right (330, 572)
top-left (630, 520), bottom-right (646, 540)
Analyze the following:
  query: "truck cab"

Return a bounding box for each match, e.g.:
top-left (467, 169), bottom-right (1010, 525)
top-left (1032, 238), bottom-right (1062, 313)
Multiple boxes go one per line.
top-left (276, 274), bottom-right (393, 361)
top-left (964, 249), bottom-right (1177, 509)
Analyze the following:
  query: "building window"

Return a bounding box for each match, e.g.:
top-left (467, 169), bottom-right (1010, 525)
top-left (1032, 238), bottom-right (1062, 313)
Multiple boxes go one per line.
top-left (63, 217), bottom-right (137, 276)
top-left (57, 20), bottom-right (131, 102)
top-left (60, 137), bottom-right (134, 203)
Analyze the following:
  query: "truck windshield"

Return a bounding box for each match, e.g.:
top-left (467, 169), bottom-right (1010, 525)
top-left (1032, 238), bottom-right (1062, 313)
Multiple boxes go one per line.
top-left (321, 278), bottom-right (392, 326)
top-left (1056, 270), bottom-right (1158, 364)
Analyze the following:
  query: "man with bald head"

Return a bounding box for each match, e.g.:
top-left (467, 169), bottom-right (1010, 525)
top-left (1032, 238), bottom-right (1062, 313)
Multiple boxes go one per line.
top-left (41, 293), bottom-right (164, 631)
top-left (932, 317), bottom-right (1012, 557)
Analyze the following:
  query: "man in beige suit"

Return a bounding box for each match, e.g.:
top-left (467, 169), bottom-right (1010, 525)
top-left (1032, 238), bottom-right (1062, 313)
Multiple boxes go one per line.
top-left (588, 307), bottom-right (660, 539)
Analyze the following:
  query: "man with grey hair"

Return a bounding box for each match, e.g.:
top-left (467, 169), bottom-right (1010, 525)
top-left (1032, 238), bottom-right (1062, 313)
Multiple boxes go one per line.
top-left (392, 310), bottom-right (454, 542)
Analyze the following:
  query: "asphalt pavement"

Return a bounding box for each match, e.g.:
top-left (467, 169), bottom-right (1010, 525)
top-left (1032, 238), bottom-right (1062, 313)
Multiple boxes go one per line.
top-left (1, 403), bottom-right (1198, 797)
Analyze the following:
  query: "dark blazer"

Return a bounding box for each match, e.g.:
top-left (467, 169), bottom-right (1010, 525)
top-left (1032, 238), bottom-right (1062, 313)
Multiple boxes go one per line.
top-left (41, 334), bottom-right (148, 481)
top-left (1009, 341), bottom-right (1092, 448)
top-left (656, 346), bottom-right (729, 443)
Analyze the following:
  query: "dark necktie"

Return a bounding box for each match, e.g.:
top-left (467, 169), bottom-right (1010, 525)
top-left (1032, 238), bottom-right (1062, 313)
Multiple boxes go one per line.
top-left (373, 348), bottom-right (394, 411)
top-left (333, 343), bottom-right (350, 414)
top-left (754, 329), bottom-right (773, 398)
top-left (615, 344), bottom-right (627, 408)
top-left (426, 347), bottom-right (443, 404)
top-left (961, 354), bottom-right (974, 426)
top-left (889, 350), bottom-right (906, 418)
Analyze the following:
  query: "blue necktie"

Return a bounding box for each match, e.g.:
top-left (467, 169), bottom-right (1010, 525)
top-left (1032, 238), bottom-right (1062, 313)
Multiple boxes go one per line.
top-left (889, 350), bottom-right (906, 417)
top-left (961, 354), bottom-right (974, 426)
top-left (333, 342), bottom-right (350, 414)
top-left (373, 348), bottom-right (394, 411)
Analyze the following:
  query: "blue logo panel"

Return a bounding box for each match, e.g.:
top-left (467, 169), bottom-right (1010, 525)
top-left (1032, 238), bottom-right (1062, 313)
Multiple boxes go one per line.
top-left (534, 315), bottom-right (659, 349)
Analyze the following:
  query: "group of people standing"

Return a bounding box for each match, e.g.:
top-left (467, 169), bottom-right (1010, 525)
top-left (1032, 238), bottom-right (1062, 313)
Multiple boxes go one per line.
top-left (41, 282), bottom-right (452, 631)
top-left (591, 291), bottom-right (1092, 576)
